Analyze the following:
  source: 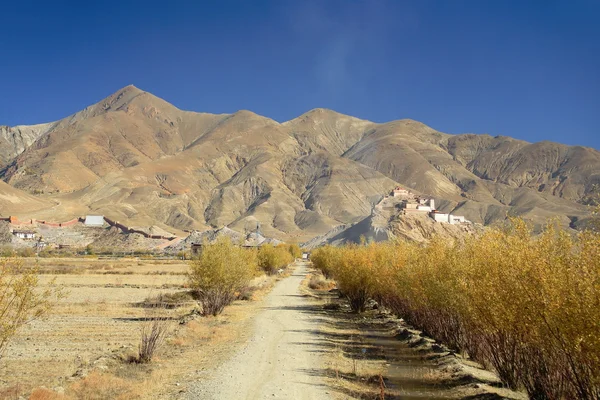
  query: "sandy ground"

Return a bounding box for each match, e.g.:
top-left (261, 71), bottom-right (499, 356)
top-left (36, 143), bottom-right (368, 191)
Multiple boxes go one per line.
top-left (0, 259), bottom-right (187, 394)
top-left (184, 262), bottom-right (331, 400)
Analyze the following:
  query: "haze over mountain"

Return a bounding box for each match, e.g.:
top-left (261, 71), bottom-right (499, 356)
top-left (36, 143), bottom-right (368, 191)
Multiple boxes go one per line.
top-left (1, 86), bottom-right (597, 240)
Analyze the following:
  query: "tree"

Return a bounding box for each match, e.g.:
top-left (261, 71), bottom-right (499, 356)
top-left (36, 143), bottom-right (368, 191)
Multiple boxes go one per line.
top-left (188, 237), bottom-right (257, 316)
top-left (0, 259), bottom-right (63, 360)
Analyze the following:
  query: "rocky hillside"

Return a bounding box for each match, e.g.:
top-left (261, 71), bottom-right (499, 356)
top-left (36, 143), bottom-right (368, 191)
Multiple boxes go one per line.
top-left (0, 123), bottom-right (55, 166)
top-left (0, 85), bottom-right (597, 241)
top-left (302, 195), bottom-right (482, 248)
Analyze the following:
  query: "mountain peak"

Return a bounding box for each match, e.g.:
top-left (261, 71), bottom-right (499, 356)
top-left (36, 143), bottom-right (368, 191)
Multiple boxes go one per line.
top-left (284, 108), bottom-right (372, 126)
top-left (112, 84), bottom-right (144, 97)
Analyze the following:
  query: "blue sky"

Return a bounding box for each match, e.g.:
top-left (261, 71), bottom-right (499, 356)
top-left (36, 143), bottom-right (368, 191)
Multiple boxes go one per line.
top-left (1, 0), bottom-right (598, 149)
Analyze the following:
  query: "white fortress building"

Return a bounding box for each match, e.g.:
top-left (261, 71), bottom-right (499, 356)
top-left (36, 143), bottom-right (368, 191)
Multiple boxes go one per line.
top-left (430, 212), bottom-right (468, 225)
top-left (389, 186), bottom-right (471, 225)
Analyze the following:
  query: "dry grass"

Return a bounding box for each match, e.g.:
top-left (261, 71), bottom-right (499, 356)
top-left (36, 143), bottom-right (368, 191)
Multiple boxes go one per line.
top-left (0, 258), bottom-right (187, 397)
top-left (69, 371), bottom-right (144, 399)
top-left (17, 257), bottom-right (189, 276)
top-left (0, 384), bottom-right (24, 400)
top-left (320, 325), bottom-right (402, 400)
top-left (308, 273), bottom-right (334, 290)
top-left (135, 315), bottom-right (172, 363)
top-left (237, 275), bottom-right (277, 301)
top-left (0, 257), bottom-right (284, 399)
top-left (29, 388), bottom-right (69, 400)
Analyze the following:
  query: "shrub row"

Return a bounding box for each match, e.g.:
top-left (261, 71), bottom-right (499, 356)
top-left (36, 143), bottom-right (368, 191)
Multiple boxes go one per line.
top-left (311, 219), bottom-right (600, 400)
top-left (188, 238), bottom-right (298, 316)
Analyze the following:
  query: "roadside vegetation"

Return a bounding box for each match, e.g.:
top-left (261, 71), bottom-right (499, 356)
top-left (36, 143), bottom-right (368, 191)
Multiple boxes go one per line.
top-left (0, 258), bottom-right (63, 360)
top-left (188, 238), bottom-right (259, 316)
top-left (188, 238), bottom-right (298, 315)
top-left (257, 244), bottom-right (294, 275)
top-left (311, 219), bottom-right (600, 400)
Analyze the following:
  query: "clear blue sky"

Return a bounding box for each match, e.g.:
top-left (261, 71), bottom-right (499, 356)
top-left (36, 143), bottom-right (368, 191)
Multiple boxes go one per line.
top-left (1, 0), bottom-right (598, 149)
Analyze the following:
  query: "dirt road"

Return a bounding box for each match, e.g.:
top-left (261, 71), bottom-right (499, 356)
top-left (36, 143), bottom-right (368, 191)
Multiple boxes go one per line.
top-left (185, 261), bottom-right (331, 400)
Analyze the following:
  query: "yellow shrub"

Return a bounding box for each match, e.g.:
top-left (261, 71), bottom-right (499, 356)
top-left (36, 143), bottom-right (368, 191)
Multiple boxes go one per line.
top-left (188, 237), bottom-right (258, 316)
top-left (312, 219), bottom-right (600, 399)
top-left (257, 244), bottom-right (293, 275)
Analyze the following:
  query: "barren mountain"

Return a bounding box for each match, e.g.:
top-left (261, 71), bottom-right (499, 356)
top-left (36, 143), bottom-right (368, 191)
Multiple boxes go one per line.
top-left (0, 123), bottom-right (55, 166)
top-left (0, 85), bottom-right (597, 241)
top-left (0, 180), bottom-right (53, 214)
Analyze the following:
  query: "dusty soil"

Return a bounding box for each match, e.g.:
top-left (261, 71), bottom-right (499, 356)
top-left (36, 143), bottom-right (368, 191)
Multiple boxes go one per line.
top-left (182, 261), bottom-right (331, 399)
top-left (0, 257), bottom-right (188, 396)
top-left (0, 256), bottom-right (280, 399)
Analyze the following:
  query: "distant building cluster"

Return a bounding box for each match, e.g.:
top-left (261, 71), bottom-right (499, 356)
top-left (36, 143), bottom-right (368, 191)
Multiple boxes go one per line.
top-left (12, 230), bottom-right (36, 240)
top-left (390, 186), bottom-right (471, 225)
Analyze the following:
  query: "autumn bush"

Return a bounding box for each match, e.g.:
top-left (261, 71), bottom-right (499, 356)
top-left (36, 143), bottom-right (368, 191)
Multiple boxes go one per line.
top-left (311, 219), bottom-right (600, 399)
top-left (312, 243), bottom-right (394, 312)
top-left (0, 258), bottom-right (63, 361)
top-left (257, 244), bottom-right (293, 275)
top-left (287, 243), bottom-right (302, 259)
top-left (310, 245), bottom-right (340, 279)
top-left (188, 237), bottom-right (258, 316)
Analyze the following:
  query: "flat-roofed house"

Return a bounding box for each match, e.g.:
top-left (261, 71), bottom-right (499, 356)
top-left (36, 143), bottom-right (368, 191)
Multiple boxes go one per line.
top-left (429, 211), bottom-right (470, 225)
top-left (84, 215), bottom-right (105, 227)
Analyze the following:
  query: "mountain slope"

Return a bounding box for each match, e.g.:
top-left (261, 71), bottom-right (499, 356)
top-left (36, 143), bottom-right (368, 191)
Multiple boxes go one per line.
top-left (0, 180), bottom-right (53, 214)
top-left (1, 85), bottom-right (597, 241)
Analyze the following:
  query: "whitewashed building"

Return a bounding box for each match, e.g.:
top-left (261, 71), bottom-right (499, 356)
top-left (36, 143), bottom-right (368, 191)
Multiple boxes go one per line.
top-left (431, 212), bottom-right (450, 223)
top-left (430, 212), bottom-right (470, 225)
top-left (13, 230), bottom-right (36, 240)
top-left (84, 215), bottom-right (105, 227)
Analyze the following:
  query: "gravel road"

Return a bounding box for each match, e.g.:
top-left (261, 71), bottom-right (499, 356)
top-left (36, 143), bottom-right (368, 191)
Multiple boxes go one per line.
top-left (184, 261), bottom-right (331, 400)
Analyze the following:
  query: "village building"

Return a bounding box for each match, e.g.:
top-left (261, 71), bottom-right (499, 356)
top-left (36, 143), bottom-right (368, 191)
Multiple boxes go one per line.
top-left (13, 230), bottom-right (36, 240)
top-left (392, 186), bottom-right (412, 197)
top-left (429, 211), bottom-right (470, 225)
top-left (191, 243), bottom-right (203, 256)
top-left (385, 186), bottom-right (472, 225)
top-left (84, 215), bottom-right (105, 227)
top-left (401, 197), bottom-right (436, 214)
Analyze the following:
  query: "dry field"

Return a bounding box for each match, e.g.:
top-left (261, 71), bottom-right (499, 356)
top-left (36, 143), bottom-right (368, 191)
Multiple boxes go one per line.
top-left (0, 257), bottom-right (275, 399)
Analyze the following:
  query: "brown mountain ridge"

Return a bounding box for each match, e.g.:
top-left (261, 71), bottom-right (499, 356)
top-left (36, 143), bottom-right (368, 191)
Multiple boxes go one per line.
top-left (1, 85), bottom-right (598, 241)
